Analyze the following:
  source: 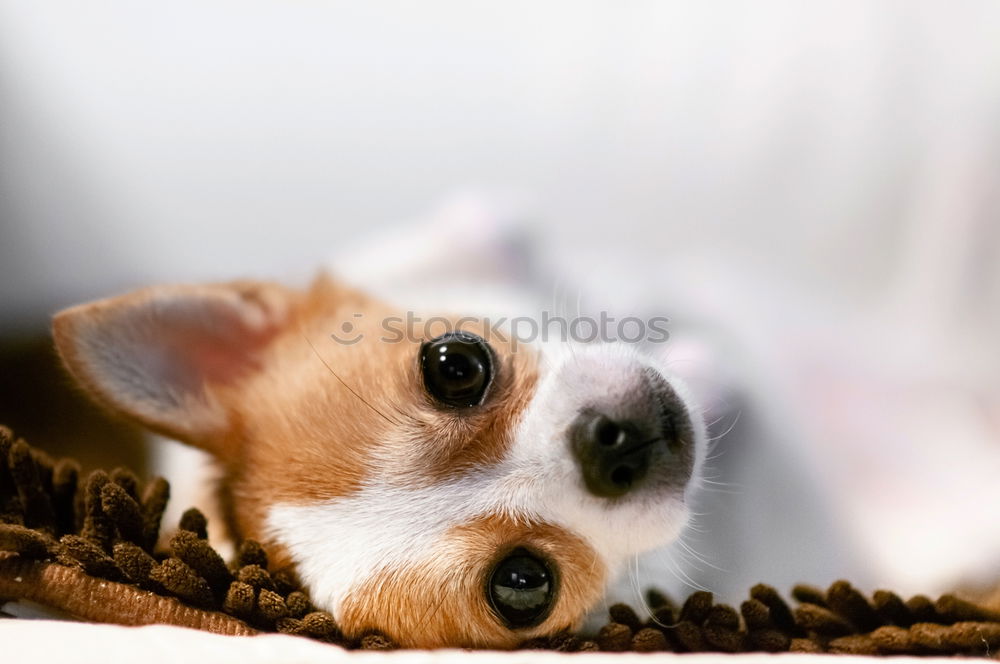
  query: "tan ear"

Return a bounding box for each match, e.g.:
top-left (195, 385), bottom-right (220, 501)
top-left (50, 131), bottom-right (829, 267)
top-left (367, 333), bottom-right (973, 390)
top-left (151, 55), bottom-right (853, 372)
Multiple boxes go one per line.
top-left (52, 281), bottom-right (294, 450)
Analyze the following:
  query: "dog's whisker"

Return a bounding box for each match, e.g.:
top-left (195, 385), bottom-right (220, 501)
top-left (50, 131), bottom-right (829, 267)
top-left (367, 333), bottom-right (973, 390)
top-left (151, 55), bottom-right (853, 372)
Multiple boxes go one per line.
top-left (676, 536), bottom-right (728, 573)
top-left (630, 552), bottom-right (679, 629)
top-left (707, 409), bottom-right (742, 444)
top-left (385, 400), bottom-right (422, 427)
top-left (701, 448), bottom-right (730, 464)
top-left (704, 412), bottom-right (732, 429)
top-left (699, 478), bottom-right (743, 490)
top-left (629, 553), bottom-right (658, 623)
top-left (414, 574), bottom-right (451, 634)
top-left (301, 331), bottom-right (399, 426)
top-left (662, 550), bottom-right (709, 593)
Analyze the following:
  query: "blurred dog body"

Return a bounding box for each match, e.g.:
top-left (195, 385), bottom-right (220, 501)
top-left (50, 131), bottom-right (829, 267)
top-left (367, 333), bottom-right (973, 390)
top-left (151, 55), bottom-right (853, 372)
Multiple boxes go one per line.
top-left (150, 195), bottom-right (999, 629)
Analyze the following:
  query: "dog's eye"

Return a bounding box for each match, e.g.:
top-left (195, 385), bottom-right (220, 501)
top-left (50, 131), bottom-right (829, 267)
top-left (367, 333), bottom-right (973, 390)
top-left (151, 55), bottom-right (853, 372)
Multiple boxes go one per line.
top-left (487, 549), bottom-right (555, 629)
top-left (421, 332), bottom-right (493, 407)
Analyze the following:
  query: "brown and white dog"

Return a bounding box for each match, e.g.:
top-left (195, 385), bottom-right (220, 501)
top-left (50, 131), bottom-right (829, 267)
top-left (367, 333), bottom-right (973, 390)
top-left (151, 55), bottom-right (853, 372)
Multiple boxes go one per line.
top-left (51, 220), bottom-right (706, 647)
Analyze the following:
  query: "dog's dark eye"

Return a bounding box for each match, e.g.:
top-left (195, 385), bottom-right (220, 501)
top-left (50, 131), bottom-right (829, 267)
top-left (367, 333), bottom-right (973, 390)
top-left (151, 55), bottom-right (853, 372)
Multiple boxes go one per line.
top-left (420, 332), bottom-right (493, 407)
top-left (487, 549), bottom-right (555, 629)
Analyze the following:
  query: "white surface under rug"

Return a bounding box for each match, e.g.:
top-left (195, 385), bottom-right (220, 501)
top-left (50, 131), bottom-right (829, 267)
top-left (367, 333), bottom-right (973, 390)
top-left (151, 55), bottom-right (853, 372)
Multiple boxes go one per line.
top-left (2, 621), bottom-right (992, 664)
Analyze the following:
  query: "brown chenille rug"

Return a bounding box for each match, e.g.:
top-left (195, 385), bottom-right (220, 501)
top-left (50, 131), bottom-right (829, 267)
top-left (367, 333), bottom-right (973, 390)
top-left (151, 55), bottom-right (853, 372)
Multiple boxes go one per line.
top-left (2, 424), bottom-right (1000, 656)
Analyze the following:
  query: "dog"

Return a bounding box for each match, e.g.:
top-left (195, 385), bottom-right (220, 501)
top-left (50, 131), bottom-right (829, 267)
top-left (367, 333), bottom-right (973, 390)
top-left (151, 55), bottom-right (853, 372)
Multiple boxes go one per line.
top-left (48, 200), bottom-right (706, 649)
top-left (50, 271), bottom-right (705, 647)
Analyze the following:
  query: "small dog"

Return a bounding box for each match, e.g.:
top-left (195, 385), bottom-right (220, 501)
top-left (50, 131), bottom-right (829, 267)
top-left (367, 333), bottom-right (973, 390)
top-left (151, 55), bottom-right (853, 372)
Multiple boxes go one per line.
top-left (52, 268), bottom-right (705, 647)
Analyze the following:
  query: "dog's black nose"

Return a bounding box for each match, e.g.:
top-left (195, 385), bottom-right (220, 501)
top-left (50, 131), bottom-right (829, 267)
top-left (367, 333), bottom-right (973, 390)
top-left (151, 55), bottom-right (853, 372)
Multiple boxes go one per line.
top-left (570, 370), bottom-right (690, 498)
top-left (570, 410), bottom-right (660, 498)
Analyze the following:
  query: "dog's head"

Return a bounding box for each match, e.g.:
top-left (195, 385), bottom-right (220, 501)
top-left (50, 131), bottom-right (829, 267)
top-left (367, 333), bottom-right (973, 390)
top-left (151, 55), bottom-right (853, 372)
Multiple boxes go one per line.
top-left (53, 277), bottom-right (705, 647)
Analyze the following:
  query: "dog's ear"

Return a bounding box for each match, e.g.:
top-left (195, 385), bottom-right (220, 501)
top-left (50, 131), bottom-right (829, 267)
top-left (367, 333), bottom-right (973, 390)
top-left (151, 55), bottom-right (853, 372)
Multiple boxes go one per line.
top-left (53, 282), bottom-right (295, 450)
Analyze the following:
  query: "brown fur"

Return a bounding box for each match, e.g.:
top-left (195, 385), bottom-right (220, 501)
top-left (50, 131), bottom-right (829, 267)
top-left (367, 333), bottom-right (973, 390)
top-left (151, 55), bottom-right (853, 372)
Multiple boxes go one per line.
top-left (339, 514), bottom-right (606, 648)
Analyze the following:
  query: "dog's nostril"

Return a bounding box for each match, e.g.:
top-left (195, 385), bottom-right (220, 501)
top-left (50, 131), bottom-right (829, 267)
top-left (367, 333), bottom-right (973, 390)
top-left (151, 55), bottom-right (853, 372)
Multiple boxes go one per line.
top-left (596, 419), bottom-right (624, 447)
top-left (610, 466), bottom-right (633, 488)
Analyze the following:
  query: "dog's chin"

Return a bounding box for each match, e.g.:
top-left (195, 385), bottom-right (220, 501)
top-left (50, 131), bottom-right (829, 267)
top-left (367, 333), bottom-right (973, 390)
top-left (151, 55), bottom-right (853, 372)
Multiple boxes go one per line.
top-left (612, 491), bottom-right (694, 560)
top-left (574, 486), bottom-right (696, 634)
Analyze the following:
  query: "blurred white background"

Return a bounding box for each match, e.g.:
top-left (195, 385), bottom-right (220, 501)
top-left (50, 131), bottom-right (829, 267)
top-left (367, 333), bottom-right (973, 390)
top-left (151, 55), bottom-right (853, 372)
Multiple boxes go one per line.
top-left (2, 0), bottom-right (999, 601)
